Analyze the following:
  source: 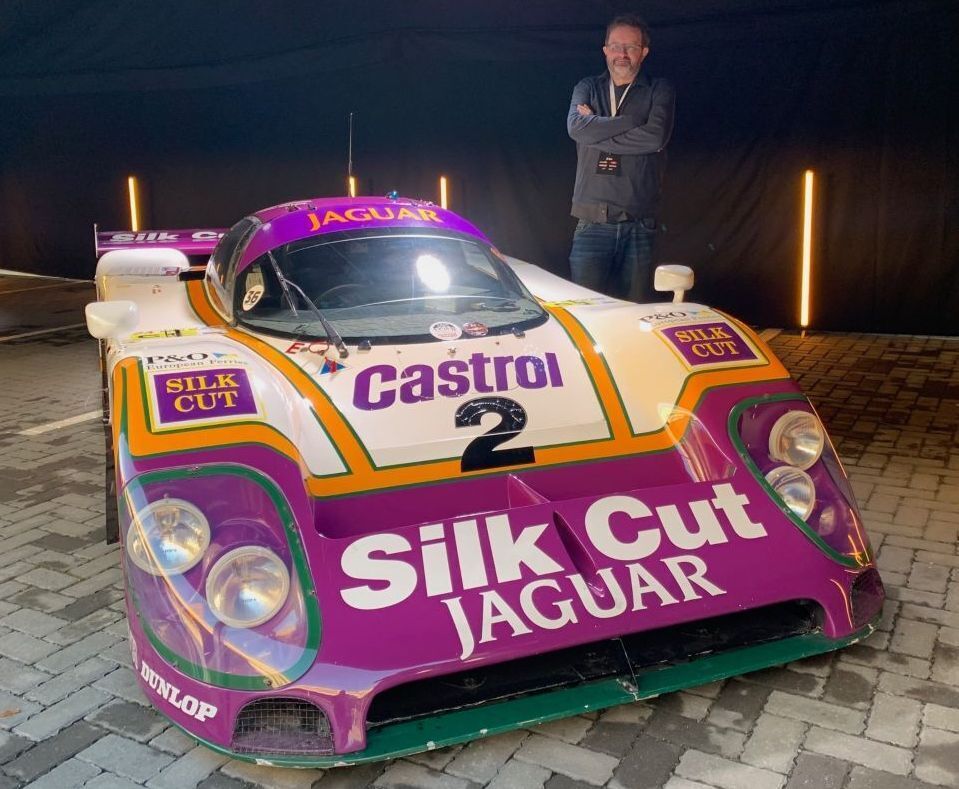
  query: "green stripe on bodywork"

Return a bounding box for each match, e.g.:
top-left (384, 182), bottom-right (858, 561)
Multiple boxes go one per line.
top-left (125, 464), bottom-right (322, 689)
top-left (726, 393), bottom-right (862, 568)
top-left (178, 623), bottom-right (873, 767)
top-left (542, 307), bottom-right (616, 440)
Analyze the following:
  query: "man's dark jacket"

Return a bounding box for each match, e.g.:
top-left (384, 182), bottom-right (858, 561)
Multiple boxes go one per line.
top-left (567, 70), bottom-right (675, 222)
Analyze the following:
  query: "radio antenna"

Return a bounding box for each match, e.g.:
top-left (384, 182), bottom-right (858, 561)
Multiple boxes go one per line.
top-left (346, 112), bottom-right (356, 197)
top-left (347, 112), bottom-right (354, 179)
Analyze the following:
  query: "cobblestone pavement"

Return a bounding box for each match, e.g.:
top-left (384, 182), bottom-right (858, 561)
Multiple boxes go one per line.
top-left (0, 279), bottom-right (957, 789)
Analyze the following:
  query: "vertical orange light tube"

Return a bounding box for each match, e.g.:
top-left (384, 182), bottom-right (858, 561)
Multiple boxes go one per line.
top-left (439, 176), bottom-right (448, 209)
top-left (127, 175), bottom-right (140, 232)
top-left (800, 169), bottom-right (814, 328)
top-left (348, 176), bottom-right (357, 198)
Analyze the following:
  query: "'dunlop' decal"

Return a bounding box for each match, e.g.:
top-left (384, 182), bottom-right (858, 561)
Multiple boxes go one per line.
top-left (152, 367), bottom-right (258, 425)
top-left (658, 322), bottom-right (758, 368)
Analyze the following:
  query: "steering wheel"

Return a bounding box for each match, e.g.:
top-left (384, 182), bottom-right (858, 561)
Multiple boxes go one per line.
top-left (317, 283), bottom-right (365, 307)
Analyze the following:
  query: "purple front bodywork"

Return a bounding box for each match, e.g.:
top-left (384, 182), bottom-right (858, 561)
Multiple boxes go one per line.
top-left (121, 379), bottom-right (882, 758)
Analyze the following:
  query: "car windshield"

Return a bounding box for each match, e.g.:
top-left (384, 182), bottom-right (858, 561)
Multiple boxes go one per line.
top-left (233, 230), bottom-right (547, 343)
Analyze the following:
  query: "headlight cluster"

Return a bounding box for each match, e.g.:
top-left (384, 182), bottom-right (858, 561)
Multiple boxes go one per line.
top-left (128, 498), bottom-right (210, 575)
top-left (206, 546), bottom-right (290, 628)
top-left (737, 397), bottom-right (872, 562)
top-left (764, 465), bottom-right (816, 520)
top-left (127, 497), bottom-right (289, 629)
top-left (768, 410), bottom-right (824, 470)
top-left (765, 410), bottom-right (824, 521)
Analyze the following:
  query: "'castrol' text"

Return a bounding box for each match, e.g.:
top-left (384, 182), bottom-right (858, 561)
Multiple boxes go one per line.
top-left (353, 352), bottom-right (564, 411)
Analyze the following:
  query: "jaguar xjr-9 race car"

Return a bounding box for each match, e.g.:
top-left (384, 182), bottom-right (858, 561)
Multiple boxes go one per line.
top-left (85, 196), bottom-right (883, 766)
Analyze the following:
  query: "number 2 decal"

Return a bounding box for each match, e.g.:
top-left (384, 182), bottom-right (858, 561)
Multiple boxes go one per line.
top-left (455, 396), bottom-right (536, 472)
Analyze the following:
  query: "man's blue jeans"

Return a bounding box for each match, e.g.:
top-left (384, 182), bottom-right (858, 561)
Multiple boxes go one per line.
top-left (568, 218), bottom-right (656, 301)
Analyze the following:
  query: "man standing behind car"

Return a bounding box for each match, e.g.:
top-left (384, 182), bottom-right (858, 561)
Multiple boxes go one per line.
top-left (567, 14), bottom-right (675, 301)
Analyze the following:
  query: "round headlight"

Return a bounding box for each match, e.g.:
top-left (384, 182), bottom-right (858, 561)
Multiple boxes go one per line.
top-left (765, 465), bottom-right (816, 521)
top-left (205, 546), bottom-right (290, 629)
top-left (768, 410), bottom-right (824, 470)
top-left (127, 498), bottom-right (210, 576)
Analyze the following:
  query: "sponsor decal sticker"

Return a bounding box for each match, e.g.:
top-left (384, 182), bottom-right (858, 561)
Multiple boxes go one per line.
top-left (105, 230), bottom-right (224, 245)
top-left (151, 367), bottom-right (258, 425)
top-left (339, 482), bottom-right (768, 660)
top-left (429, 321), bottom-right (462, 341)
top-left (140, 659), bottom-right (218, 722)
top-left (462, 321), bottom-right (489, 337)
top-left (130, 329), bottom-right (201, 340)
top-left (353, 351), bottom-right (564, 410)
top-left (242, 284), bottom-right (265, 311)
top-left (541, 297), bottom-right (617, 307)
top-left (306, 205), bottom-right (444, 232)
top-left (657, 321), bottom-right (758, 368)
top-left (319, 357), bottom-right (346, 375)
top-left (285, 340), bottom-right (330, 355)
top-left (142, 351), bottom-right (242, 370)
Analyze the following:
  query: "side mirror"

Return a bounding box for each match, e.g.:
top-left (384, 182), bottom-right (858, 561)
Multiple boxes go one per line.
top-left (85, 301), bottom-right (139, 339)
top-left (654, 265), bottom-right (695, 303)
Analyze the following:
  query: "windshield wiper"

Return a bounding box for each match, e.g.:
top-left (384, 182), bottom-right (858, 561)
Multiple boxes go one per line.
top-left (474, 298), bottom-right (520, 312)
top-left (267, 251), bottom-right (349, 358)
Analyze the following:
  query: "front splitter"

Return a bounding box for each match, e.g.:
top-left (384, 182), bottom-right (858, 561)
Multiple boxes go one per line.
top-left (177, 622), bottom-right (875, 768)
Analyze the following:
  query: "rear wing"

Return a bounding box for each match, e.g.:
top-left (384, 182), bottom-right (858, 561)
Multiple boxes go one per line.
top-left (95, 227), bottom-right (227, 259)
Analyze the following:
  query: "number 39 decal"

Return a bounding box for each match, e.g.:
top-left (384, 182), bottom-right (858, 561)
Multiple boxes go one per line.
top-left (455, 397), bottom-right (536, 472)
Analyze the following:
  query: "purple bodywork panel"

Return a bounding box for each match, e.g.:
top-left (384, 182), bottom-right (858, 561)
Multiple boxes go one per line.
top-left (121, 379), bottom-right (881, 757)
top-left (236, 197), bottom-right (490, 275)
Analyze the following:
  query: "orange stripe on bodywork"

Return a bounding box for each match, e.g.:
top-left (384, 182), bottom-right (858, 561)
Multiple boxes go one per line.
top-left (185, 280), bottom-right (373, 476)
top-left (185, 279), bottom-right (226, 327)
top-left (546, 306), bottom-right (632, 443)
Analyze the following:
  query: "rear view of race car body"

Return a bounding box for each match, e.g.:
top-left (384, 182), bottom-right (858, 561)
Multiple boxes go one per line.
top-left (86, 196), bottom-right (883, 766)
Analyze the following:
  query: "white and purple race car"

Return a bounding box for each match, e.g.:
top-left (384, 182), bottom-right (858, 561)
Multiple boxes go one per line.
top-left (85, 196), bottom-right (883, 765)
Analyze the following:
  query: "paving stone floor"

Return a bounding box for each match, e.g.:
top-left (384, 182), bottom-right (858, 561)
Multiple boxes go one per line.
top-left (0, 277), bottom-right (957, 788)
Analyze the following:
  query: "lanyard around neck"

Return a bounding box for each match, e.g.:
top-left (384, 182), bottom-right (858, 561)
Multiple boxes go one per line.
top-left (608, 78), bottom-right (634, 117)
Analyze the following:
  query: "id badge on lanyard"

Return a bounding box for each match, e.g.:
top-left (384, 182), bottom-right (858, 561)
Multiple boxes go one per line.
top-left (596, 79), bottom-right (634, 176)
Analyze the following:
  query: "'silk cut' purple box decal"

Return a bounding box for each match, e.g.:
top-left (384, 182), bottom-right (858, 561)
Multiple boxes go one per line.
top-left (659, 321), bottom-right (758, 367)
top-left (152, 367), bottom-right (258, 425)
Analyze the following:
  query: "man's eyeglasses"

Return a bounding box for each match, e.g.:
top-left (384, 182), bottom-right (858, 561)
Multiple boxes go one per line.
top-left (605, 43), bottom-right (645, 55)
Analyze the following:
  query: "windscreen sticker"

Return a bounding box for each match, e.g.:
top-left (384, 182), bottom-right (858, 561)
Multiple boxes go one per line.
top-left (462, 321), bottom-right (489, 337)
top-left (241, 285), bottom-right (264, 311)
top-left (657, 321), bottom-right (759, 368)
top-left (151, 367), bottom-right (259, 425)
top-left (429, 321), bottom-right (462, 341)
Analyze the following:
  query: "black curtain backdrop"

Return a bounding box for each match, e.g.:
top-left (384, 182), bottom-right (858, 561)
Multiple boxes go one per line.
top-left (1, 0), bottom-right (956, 334)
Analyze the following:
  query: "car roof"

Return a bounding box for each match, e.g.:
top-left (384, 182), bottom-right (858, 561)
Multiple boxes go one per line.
top-left (235, 197), bottom-right (490, 275)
